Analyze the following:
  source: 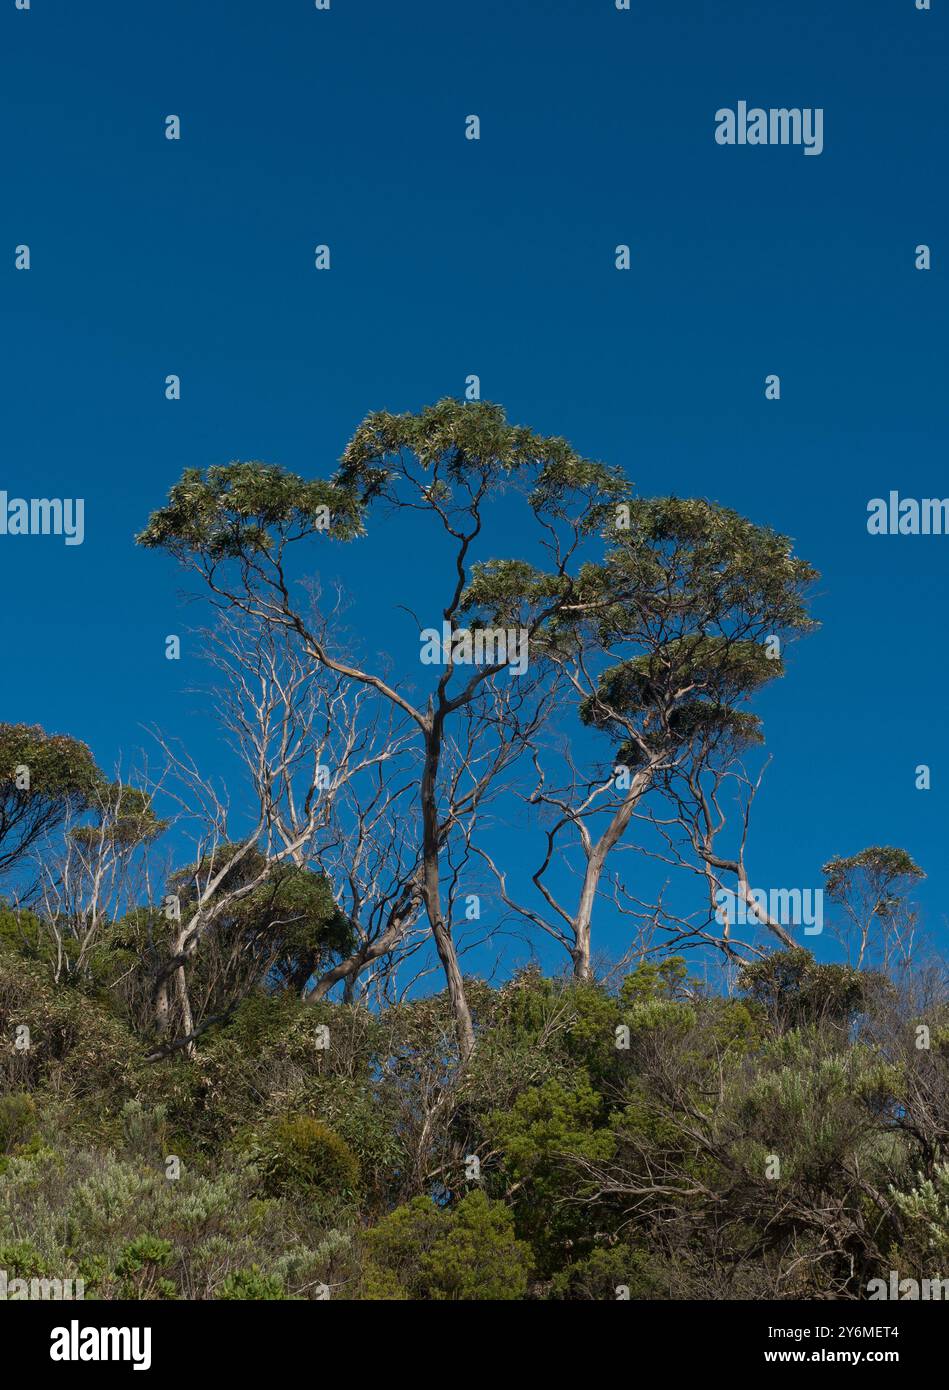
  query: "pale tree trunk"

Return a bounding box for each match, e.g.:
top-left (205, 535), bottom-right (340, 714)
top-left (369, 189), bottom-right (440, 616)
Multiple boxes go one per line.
top-left (154, 975), bottom-right (171, 1034)
top-left (420, 716), bottom-right (475, 1061)
top-left (571, 763), bottom-right (659, 981)
top-left (426, 903), bottom-right (475, 1061)
top-left (174, 960), bottom-right (195, 1057)
top-left (154, 926), bottom-right (196, 1055)
top-left (307, 898), bottom-right (419, 1002)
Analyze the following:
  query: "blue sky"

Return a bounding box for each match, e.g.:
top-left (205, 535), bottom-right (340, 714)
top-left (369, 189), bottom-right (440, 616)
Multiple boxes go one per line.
top-left (2, 0), bottom-right (946, 975)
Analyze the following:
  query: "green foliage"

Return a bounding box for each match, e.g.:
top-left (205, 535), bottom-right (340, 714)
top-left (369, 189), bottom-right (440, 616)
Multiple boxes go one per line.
top-left (487, 1072), bottom-right (615, 1272)
top-left (0, 1239), bottom-right (56, 1278)
top-left (218, 1266), bottom-right (287, 1300)
top-left (0, 723), bottom-right (104, 876)
top-left (115, 1235), bottom-right (174, 1273)
top-left (489, 1073), bottom-right (614, 1178)
top-left (483, 969), bottom-right (622, 1086)
top-left (138, 399), bottom-right (630, 697)
top-left (336, 398), bottom-right (623, 508)
top-left (738, 949), bottom-right (881, 1031)
top-left (0, 1093), bottom-right (38, 1154)
top-left (598, 496), bottom-right (819, 636)
top-left (0, 950), bottom-right (139, 1103)
top-left (19, 398), bottom-right (931, 1302)
top-left (364, 1191), bottom-right (533, 1300)
top-left (0, 723), bottom-right (102, 802)
top-left (621, 956), bottom-right (691, 1003)
top-left (823, 846), bottom-right (925, 901)
top-left (891, 1165), bottom-right (949, 1264)
top-left (581, 639), bottom-right (778, 736)
top-left (136, 461), bottom-right (363, 557)
top-left (735, 1038), bottom-right (896, 1183)
top-left (114, 1235), bottom-right (176, 1296)
top-left (560, 495), bottom-right (818, 763)
top-left (549, 1245), bottom-right (664, 1301)
top-left (0, 850), bottom-right (941, 1301)
top-left (70, 782), bottom-right (167, 851)
top-left (165, 845), bottom-right (354, 1004)
top-left (0, 1140), bottom-right (355, 1299)
top-left (250, 1115), bottom-right (360, 1206)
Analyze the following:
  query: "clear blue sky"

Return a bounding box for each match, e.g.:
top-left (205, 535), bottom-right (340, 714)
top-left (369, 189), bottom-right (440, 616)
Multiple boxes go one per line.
top-left (2, 0), bottom-right (946, 970)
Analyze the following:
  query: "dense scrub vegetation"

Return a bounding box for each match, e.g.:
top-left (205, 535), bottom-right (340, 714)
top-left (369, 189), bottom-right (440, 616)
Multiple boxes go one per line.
top-left (1, 915), bottom-right (946, 1300)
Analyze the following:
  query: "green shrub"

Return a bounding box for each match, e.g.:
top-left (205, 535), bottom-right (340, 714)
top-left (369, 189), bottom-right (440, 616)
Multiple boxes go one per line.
top-left (0, 1143), bottom-right (353, 1299)
top-left (253, 1116), bottom-right (359, 1204)
top-left (114, 1236), bottom-right (176, 1298)
top-left (364, 1191), bottom-right (533, 1300)
top-left (0, 1093), bottom-right (38, 1153)
top-left (549, 1245), bottom-right (664, 1300)
top-left (0, 1239), bottom-right (54, 1279)
top-left (114, 1235), bottom-right (174, 1275)
top-left (218, 1266), bottom-right (287, 1300)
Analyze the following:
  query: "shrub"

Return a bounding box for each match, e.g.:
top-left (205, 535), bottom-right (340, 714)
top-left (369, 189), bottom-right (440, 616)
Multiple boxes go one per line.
top-left (252, 1116), bottom-right (360, 1206)
top-left (0, 1093), bottom-right (37, 1154)
top-left (114, 1235), bottom-right (174, 1275)
top-left (0, 1239), bottom-right (54, 1279)
top-left (0, 1144), bottom-right (351, 1299)
top-left (364, 1190), bottom-right (533, 1300)
top-left (549, 1245), bottom-right (664, 1300)
top-left (891, 1164), bottom-right (949, 1266)
top-left (114, 1236), bottom-right (176, 1298)
top-left (218, 1267), bottom-right (287, 1300)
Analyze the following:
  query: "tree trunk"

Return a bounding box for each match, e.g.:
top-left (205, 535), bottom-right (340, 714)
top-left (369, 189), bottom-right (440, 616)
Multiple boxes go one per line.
top-left (428, 909), bottom-right (475, 1061)
top-left (570, 762), bottom-right (658, 980)
top-left (307, 886), bottom-right (421, 1002)
top-left (420, 715), bottom-right (475, 1061)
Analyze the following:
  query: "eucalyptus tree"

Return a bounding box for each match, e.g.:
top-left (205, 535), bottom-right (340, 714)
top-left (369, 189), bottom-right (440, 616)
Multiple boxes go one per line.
top-left (163, 845), bottom-right (353, 1026)
top-left (202, 607), bottom-right (426, 1006)
top-left (0, 723), bottom-right (171, 981)
top-left (137, 399), bottom-right (626, 1059)
top-left (822, 846), bottom-right (925, 973)
top-left (35, 779), bottom-right (166, 983)
top-left (475, 497), bottom-right (819, 977)
top-left (0, 723), bottom-right (104, 881)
